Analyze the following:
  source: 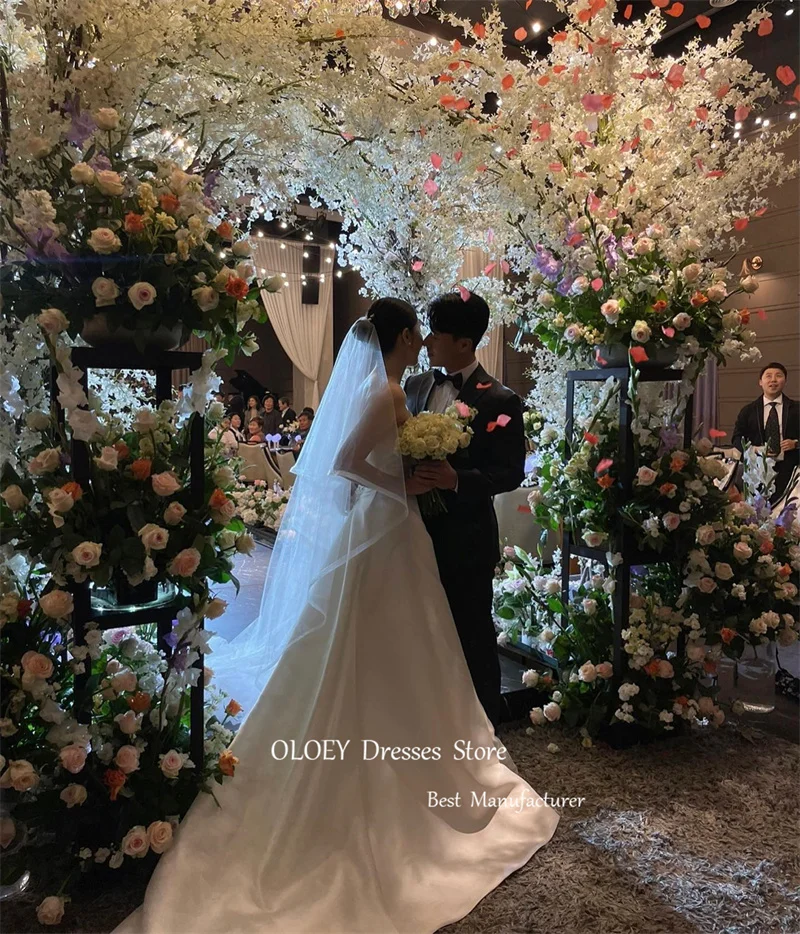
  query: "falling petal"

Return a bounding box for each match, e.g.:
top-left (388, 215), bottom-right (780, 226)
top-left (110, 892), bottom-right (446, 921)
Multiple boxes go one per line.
top-left (777, 66), bottom-right (797, 87)
top-left (733, 218), bottom-right (749, 231)
top-left (666, 3), bottom-right (684, 18)
top-left (709, 429), bottom-right (727, 439)
top-left (514, 27), bottom-right (527, 41)
top-left (758, 17), bottom-right (773, 37)
top-left (696, 14), bottom-right (711, 28)
top-left (501, 74), bottom-right (515, 91)
top-left (454, 150), bottom-right (463, 163)
top-left (412, 260), bottom-right (424, 272)
top-left (430, 153), bottom-right (443, 170)
top-left (423, 178), bottom-right (439, 197)
top-left (629, 346), bottom-right (649, 364)
top-left (591, 278), bottom-right (603, 292)
top-left (483, 262), bottom-right (497, 275)
top-left (734, 105), bottom-right (751, 122)
top-left (458, 285), bottom-right (471, 302)
top-left (624, 4), bottom-right (633, 18)
top-left (472, 23), bottom-right (486, 40)
top-left (496, 414), bottom-right (511, 428)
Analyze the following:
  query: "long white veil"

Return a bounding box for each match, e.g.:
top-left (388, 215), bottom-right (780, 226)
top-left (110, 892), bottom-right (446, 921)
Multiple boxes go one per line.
top-left (209, 318), bottom-right (408, 715)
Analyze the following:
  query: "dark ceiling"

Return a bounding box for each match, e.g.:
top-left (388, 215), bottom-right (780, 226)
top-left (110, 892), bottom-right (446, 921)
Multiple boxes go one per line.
top-left (386, 0), bottom-right (799, 97)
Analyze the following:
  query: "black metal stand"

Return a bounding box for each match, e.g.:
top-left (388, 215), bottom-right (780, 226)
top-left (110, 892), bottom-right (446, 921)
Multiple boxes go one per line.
top-left (561, 365), bottom-right (693, 678)
top-left (52, 348), bottom-right (206, 765)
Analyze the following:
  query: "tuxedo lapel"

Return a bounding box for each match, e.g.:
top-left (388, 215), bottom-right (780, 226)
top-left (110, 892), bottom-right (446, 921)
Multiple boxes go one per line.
top-left (756, 399), bottom-right (765, 445)
top-left (457, 364), bottom-right (493, 409)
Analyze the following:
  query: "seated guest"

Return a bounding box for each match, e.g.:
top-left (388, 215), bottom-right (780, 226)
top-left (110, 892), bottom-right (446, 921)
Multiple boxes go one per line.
top-left (732, 361), bottom-right (799, 502)
top-left (300, 406), bottom-right (315, 418)
top-left (208, 417), bottom-right (239, 457)
top-left (246, 417), bottom-right (264, 444)
top-left (278, 395), bottom-right (296, 427)
top-left (291, 411), bottom-right (314, 459)
top-left (229, 412), bottom-right (246, 443)
top-left (262, 394), bottom-right (282, 437)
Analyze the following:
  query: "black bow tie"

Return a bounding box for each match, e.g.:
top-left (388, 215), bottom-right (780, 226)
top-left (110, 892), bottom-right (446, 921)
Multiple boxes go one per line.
top-left (433, 370), bottom-right (463, 390)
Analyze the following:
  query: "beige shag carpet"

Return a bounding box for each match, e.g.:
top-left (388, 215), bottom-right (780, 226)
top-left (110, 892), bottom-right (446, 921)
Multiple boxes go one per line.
top-left (4, 725), bottom-right (798, 934)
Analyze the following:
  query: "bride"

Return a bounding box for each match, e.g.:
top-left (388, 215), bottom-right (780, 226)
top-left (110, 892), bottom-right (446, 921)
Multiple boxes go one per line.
top-left (117, 298), bottom-right (559, 934)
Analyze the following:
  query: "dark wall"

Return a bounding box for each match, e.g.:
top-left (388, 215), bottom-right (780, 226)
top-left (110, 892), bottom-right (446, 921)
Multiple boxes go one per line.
top-left (216, 314), bottom-right (294, 403)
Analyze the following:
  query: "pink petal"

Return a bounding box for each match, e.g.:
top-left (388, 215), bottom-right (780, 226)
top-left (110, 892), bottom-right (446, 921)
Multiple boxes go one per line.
top-left (661, 326), bottom-right (675, 338)
top-left (595, 458), bottom-right (614, 474)
top-left (591, 278), bottom-right (603, 292)
top-left (454, 150), bottom-right (463, 163)
top-left (709, 429), bottom-right (727, 439)
top-left (483, 262), bottom-right (497, 275)
top-left (430, 153), bottom-right (443, 170)
top-left (458, 285), bottom-right (471, 302)
top-left (501, 260), bottom-right (510, 275)
top-left (423, 178), bottom-right (439, 197)
top-left (630, 346), bottom-right (649, 364)
top-left (411, 260), bottom-right (424, 272)
top-left (496, 414), bottom-right (511, 428)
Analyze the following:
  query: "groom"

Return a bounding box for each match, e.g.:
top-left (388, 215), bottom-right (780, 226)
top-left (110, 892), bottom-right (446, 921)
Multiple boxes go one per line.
top-left (405, 292), bottom-right (525, 728)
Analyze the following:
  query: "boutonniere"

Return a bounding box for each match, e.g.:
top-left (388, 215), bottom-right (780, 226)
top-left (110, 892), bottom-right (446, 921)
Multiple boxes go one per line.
top-left (476, 381), bottom-right (493, 390)
top-left (486, 414), bottom-right (511, 433)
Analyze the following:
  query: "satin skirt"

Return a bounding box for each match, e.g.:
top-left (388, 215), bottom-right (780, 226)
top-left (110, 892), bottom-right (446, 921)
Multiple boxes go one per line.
top-left (116, 495), bottom-right (559, 933)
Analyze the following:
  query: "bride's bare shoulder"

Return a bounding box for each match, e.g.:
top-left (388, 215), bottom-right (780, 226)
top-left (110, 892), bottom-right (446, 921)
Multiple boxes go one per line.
top-left (387, 381), bottom-right (410, 424)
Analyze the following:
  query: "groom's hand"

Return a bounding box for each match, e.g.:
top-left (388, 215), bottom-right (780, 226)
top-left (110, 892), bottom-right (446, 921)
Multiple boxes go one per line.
top-left (415, 460), bottom-right (458, 491)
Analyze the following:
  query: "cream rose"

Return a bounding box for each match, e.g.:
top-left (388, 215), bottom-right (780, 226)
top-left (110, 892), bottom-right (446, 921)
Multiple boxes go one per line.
top-left (88, 227), bottom-right (122, 254)
top-left (147, 820), bottom-right (174, 854)
top-left (138, 523), bottom-right (169, 552)
top-left (72, 541), bottom-right (103, 568)
top-left (36, 896), bottom-right (65, 926)
top-left (696, 526), bottom-right (716, 546)
top-left (231, 239), bottom-right (251, 257)
top-left (1, 485), bottom-right (28, 511)
top-left (121, 825), bottom-right (149, 858)
top-left (0, 759), bottom-right (39, 792)
top-left (634, 237), bottom-right (655, 255)
top-left (715, 562), bottom-right (734, 581)
top-left (28, 448), bottom-right (61, 474)
top-left (600, 299), bottom-right (620, 322)
top-left (37, 307), bottom-right (68, 335)
top-left (205, 598), bottom-right (228, 620)
top-left (127, 281), bottom-right (157, 311)
top-left (740, 276), bottom-right (759, 293)
top-left (151, 472), bottom-right (181, 496)
top-left (163, 502), bottom-right (187, 526)
top-left (169, 548), bottom-right (201, 577)
top-left (95, 169), bottom-right (124, 196)
top-left (529, 707), bottom-right (546, 726)
top-left (94, 107), bottom-right (120, 130)
top-left (213, 466), bottom-right (235, 487)
top-left (631, 320), bottom-right (651, 343)
top-left (115, 744), bottom-right (141, 775)
top-left (192, 286), bottom-right (219, 312)
top-left (92, 277), bottom-right (120, 307)
top-left (59, 744), bottom-right (87, 774)
top-left (39, 589), bottom-right (74, 619)
top-left (47, 487), bottom-right (75, 514)
top-left (21, 650), bottom-right (54, 679)
top-left (596, 662), bottom-right (614, 679)
top-left (578, 661), bottom-right (597, 683)
top-left (70, 162), bottom-right (95, 184)
top-left (262, 275), bottom-right (283, 293)
top-left (543, 702), bottom-right (562, 722)
top-left (672, 312), bottom-right (692, 331)
top-left (60, 783), bottom-right (88, 808)
top-left (681, 263), bottom-right (702, 283)
top-left (706, 283), bottom-right (727, 303)
top-left (235, 533), bottom-right (256, 555)
top-left (94, 446), bottom-right (119, 471)
top-left (733, 542), bottom-right (753, 563)
top-left (111, 670), bottom-right (137, 693)
top-left (697, 576), bottom-right (717, 594)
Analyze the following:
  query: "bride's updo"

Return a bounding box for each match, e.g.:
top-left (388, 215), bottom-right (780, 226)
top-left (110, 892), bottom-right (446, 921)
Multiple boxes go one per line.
top-left (354, 298), bottom-right (417, 355)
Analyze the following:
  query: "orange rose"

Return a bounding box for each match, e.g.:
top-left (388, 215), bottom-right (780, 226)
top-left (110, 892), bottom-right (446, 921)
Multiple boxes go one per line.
top-left (216, 221), bottom-right (234, 241)
top-left (224, 699), bottom-right (242, 717)
top-left (208, 488), bottom-right (228, 510)
top-left (652, 300), bottom-right (667, 313)
top-left (739, 309), bottom-right (750, 325)
top-left (103, 769), bottom-right (127, 801)
top-left (775, 526), bottom-right (786, 538)
top-left (690, 291), bottom-right (709, 308)
top-left (728, 486), bottom-right (742, 503)
top-left (597, 474), bottom-right (614, 489)
top-left (218, 750), bottom-right (238, 777)
top-left (131, 458), bottom-right (152, 481)
top-left (720, 627), bottom-right (737, 644)
top-left (114, 441), bottom-right (130, 461)
top-left (127, 692), bottom-right (152, 713)
top-left (224, 276), bottom-right (249, 301)
top-left (644, 660), bottom-right (660, 677)
top-left (124, 212), bottom-right (146, 234)
top-left (703, 659), bottom-right (717, 675)
top-left (760, 540), bottom-right (774, 554)
top-left (675, 695), bottom-right (689, 707)
top-left (61, 481), bottom-right (83, 501)
top-left (159, 193), bottom-right (180, 214)
top-left (779, 564), bottom-right (791, 577)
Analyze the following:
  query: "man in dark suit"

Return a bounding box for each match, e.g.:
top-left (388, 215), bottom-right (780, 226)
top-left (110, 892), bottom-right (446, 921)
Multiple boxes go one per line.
top-left (405, 293), bottom-right (525, 728)
top-left (732, 361), bottom-right (799, 502)
top-left (278, 396), bottom-right (296, 428)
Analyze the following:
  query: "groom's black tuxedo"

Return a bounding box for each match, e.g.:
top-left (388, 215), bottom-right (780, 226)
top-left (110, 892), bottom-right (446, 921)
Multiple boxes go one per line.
top-left (405, 363), bottom-right (525, 726)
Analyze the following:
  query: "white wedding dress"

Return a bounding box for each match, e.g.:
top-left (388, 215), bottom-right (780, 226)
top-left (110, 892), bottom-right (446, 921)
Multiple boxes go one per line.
top-left (117, 322), bottom-right (558, 934)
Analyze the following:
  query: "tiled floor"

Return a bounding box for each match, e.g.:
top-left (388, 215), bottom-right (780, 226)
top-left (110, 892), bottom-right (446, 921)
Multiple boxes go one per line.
top-left (217, 541), bottom-right (798, 743)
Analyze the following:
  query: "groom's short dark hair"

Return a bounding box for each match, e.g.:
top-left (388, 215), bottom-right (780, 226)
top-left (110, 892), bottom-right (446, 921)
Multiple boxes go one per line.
top-left (427, 292), bottom-right (490, 350)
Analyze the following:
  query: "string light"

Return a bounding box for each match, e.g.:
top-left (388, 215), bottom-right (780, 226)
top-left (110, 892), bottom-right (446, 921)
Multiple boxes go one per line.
top-left (303, 251), bottom-right (309, 258)
top-left (733, 131), bottom-right (740, 139)
top-left (336, 270), bottom-right (343, 278)
top-left (280, 243), bottom-right (287, 249)
top-left (279, 220), bottom-right (288, 229)
top-left (257, 230), bottom-right (264, 237)
top-left (763, 119), bottom-right (770, 128)
top-left (305, 233), bottom-right (313, 241)
top-left (791, 112), bottom-right (798, 120)
top-left (531, 21), bottom-right (542, 33)
top-left (428, 37), bottom-right (438, 46)
top-left (734, 122), bottom-right (741, 130)
top-left (755, 117), bottom-right (762, 125)
top-left (325, 257), bottom-right (332, 263)
top-left (218, 251), bottom-right (226, 258)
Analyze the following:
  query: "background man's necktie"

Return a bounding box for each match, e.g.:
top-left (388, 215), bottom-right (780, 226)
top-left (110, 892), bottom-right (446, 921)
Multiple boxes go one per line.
top-left (765, 401), bottom-right (781, 454)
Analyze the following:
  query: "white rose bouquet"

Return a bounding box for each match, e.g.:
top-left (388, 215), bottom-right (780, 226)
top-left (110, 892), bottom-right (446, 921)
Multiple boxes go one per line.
top-left (398, 402), bottom-right (476, 516)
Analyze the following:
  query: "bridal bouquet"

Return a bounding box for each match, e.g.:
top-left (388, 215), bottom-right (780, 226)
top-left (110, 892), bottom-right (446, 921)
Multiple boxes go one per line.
top-left (398, 403), bottom-right (476, 516)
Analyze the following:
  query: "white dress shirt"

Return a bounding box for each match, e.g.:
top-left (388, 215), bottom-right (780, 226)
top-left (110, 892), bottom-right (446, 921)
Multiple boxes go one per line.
top-left (763, 394), bottom-right (784, 460)
top-left (427, 359), bottom-right (481, 414)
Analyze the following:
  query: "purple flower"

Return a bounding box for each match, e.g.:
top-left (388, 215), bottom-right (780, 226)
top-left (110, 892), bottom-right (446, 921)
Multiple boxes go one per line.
top-left (203, 170), bottom-right (221, 197)
top-left (776, 503), bottom-right (797, 528)
top-left (556, 276), bottom-right (574, 297)
top-left (658, 426), bottom-right (681, 455)
top-left (89, 153), bottom-right (112, 172)
top-left (171, 645), bottom-right (189, 672)
top-left (67, 111), bottom-right (97, 147)
top-left (601, 234), bottom-right (619, 271)
top-left (533, 245), bottom-right (562, 282)
top-left (25, 227), bottom-right (70, 263)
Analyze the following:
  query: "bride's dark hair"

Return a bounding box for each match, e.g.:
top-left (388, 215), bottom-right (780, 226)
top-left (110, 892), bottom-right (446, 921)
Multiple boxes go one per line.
top-left (354, 297), bottom-right (417, 355)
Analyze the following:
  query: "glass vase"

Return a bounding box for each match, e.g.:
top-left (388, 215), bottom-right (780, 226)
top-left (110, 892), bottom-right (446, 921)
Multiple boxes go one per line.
top-left (734, 641), bottom-right (777, 714)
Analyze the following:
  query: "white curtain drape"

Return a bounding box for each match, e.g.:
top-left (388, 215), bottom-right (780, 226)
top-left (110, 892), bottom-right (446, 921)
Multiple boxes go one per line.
top-left (460, 248), bottom-right (504, 380)
top-left (251, 238), bottom-right (334, 409)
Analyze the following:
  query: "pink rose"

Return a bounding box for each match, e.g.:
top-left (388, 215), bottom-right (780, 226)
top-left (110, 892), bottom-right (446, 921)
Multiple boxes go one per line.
top-left (663, 513), bottom-right (681, 532)
top-left (60, 783), bottom-right (87, 808)
top-left (114, 711), bottom-right (142, 735)
top-left (657, 660), bottom-right (674, 679)
top-left (147, 820), bottom-right (174, 854)
top-left (600, 299), bottom-right (620, 322)
top-left (21, 650), bottom-right (54, 679)
top-left (169, 548), bottom-right (201, 578)
top-left (36, 896), bottom-right (65, 926)
top-left (111, 670), bottom-right (137, 693)
top-left (595, 662), bottom-right (614, 679)
top-left (138, 523), bottom-right (169, 551)
top-left (697, 576), bottom-right (717, 594)
top-left (163, 502), bottom-right (187, 526)
top-left (121, 825), bottom-right (149, 858)
top-left (696, 526), bottom-right (716, 546)
top-left (151, 472), bottom-right (181, 497)
top-left (733, 542), bottom-right (752, 563)
top-left (0, 759), bottom-right (39, 791)
top-left (127, 281), bottom-right (157, 311)
top-left (72, 541), bottom-right (102, 568)
top-left (635, 466), bottom-right (658, 486)
top-left (114, 745), bottom-right (141, 775)
top-left (697, 696), bottom-right (715, 716)
top-left (59, 743), bottom-right (87, 774)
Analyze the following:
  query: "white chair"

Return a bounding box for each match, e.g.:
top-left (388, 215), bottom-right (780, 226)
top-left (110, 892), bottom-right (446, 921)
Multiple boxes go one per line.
top-left (238, 444), bottom-right (282, 487)
top-left (493, 487), bottom-right (558, 565)
top-left (274, 451), bottom-right (296, 490)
